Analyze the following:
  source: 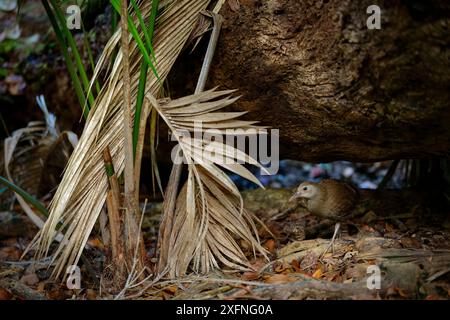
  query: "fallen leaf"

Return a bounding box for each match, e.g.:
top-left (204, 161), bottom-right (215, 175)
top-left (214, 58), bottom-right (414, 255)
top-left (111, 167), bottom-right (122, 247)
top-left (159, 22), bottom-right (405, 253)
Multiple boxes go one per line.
top-left (299, 250), bottom-right (319, 271)
top-left (0, 246), bottom-right (21, 261)
top-left (291, 259), bottom-right (302, 273)
top-left (0, 287), bottom-right (12, 300)
top-left (37, 282), bottom-right (45, 292)
top-left (161, 291), bottom-right (172, 300)
top-left (249, 258), bottom-right (266, 271)
top-left (87, 237), bottom-right (104, 249)
top-left (312, 266), bottom-right (323, 279)
top-left (273, 262), bottom-right (288, 273)
top-left (164, 285), bottom-right (178, 294)
top-left (264, 274), bottom-right (296, 284)
top-left (242, 271), bottom-right (260, 281)
top-left (263, 239), bottom-right (276, 253)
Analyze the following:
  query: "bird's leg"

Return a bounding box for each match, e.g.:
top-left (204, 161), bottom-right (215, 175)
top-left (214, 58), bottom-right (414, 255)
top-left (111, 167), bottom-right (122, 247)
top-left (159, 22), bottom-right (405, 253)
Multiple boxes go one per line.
top-left (321, 222), bottom-right (340, 257)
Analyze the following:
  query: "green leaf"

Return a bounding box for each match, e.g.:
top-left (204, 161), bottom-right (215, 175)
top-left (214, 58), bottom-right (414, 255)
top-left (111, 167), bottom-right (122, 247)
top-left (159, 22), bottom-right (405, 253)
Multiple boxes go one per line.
top-left (48, 0), bottom-right (95, 108)
top-left (0, 176), bottom-right (49, 217)
top-left (42, 0), bottom-right (90, 119)
top-left (131, 0), bottom-right (160, 158)
top-left (109, 0), bottom-right (159, 80)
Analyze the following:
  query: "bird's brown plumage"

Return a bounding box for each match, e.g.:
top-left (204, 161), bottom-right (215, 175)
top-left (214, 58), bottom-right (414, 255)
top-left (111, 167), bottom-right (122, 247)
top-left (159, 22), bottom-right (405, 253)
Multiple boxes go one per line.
top-left (293, 179), bottom-right (359, 220)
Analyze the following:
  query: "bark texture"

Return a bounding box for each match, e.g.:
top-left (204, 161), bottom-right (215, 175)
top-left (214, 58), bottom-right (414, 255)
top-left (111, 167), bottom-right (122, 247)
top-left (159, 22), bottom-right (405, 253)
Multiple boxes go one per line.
top-left (201, 0), bottom-right (450, 162)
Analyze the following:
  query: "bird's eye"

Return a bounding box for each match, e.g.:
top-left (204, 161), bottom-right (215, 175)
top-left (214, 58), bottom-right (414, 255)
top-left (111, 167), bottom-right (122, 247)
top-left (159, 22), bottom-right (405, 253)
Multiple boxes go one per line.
top-left (302, 186), bottom-right (308, 191)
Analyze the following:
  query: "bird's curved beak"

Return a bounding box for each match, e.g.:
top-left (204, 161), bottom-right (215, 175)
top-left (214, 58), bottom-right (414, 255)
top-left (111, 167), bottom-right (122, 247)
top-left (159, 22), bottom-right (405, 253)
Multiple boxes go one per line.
top-left (289, 191), bottom-right (301, 202)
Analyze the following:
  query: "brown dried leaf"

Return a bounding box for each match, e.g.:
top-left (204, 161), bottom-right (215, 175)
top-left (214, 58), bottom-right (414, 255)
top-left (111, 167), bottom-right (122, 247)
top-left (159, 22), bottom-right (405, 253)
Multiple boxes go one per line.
top-left (312, 266), bottom-right (324, 279)
top-left (242, 271), bottom-right (260, 281)
top-left (263, 239), bottom-right (276, 253)
top-left (264, 274), bottom-right (296, 284)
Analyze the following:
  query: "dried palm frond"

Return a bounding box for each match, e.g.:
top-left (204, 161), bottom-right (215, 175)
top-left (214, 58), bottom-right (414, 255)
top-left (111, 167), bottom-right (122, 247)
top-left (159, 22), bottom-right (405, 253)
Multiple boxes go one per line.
top-left (30, 0), bottom-right (267, 280)
top-left (3, 121), bottom-right (53, 229)
top-left (2, 96), bottom-right (76, 234)
top-left (147, 91), bottom-right (268, 277)
top-left (29, 0), bottom-right (212, 278)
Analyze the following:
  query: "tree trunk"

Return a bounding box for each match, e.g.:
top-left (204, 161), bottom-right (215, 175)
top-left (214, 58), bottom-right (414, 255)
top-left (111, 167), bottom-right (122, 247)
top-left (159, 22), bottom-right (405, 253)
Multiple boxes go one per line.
top-left (184, 0), bottom-right (450, 162)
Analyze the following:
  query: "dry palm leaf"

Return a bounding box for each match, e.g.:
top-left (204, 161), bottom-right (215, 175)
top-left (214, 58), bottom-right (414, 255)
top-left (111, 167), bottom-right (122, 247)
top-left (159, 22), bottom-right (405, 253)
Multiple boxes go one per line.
top-left (29, 0), bottom-right (212, 278)
top-left (4, 121), bottom-right (53, 229)
top-left (30, 0), bottom-right (267, 280)
top-left (3, 96), bottom-right (76, 240)
top-left (3, 96), bottom-right (75, 198)
top-left (147, 91), bottom-right (268, 277)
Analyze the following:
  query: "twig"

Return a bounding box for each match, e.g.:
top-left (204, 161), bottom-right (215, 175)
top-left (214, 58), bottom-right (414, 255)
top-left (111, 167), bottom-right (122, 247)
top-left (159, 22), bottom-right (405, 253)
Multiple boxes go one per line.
top-left (195, 12), bottom-right (223, 94)
top-left (103, 146), bottom-right (126, 286)
top-left (0, 278), bottom-right (47, 300)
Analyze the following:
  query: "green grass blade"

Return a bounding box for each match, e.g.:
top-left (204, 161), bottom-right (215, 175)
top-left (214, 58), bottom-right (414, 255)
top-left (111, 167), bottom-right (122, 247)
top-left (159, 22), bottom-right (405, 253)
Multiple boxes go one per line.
top-left (42, 0), bottom-right (89, 119)
top-left (111, 4), bottom-right (119, 32)
top-left (130, 0), bottom-right (152, 55)
top-left (0, 176), bottom-right (49, 217)
top-left (131, 0), bottom-right (159, 158)
top-left (109, 0), bottom-right (159, 79)
top-left (48, 0), bottom-right (95, 108)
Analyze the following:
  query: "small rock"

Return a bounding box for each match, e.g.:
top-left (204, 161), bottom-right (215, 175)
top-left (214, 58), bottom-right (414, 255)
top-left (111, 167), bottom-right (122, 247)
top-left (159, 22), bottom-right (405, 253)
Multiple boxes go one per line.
top-left (20, 273), bottom-right (40, 286)
top-left (383, 262), bottom-right (421, 297)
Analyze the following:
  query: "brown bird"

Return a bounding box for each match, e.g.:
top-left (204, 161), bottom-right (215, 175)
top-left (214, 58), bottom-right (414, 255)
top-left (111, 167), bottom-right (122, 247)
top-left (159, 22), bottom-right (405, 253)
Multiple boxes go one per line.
top-left (289, 179), bottom-right (360, 254)
top-left (289, 179), bottom-right (359, 220)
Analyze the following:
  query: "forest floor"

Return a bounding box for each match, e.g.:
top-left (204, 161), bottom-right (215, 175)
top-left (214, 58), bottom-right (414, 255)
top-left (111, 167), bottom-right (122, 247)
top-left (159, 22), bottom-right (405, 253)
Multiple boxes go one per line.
top-left (1, 0), bottom-right (449, 301)
top-left (1, 188), bottom-right (450, 300)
